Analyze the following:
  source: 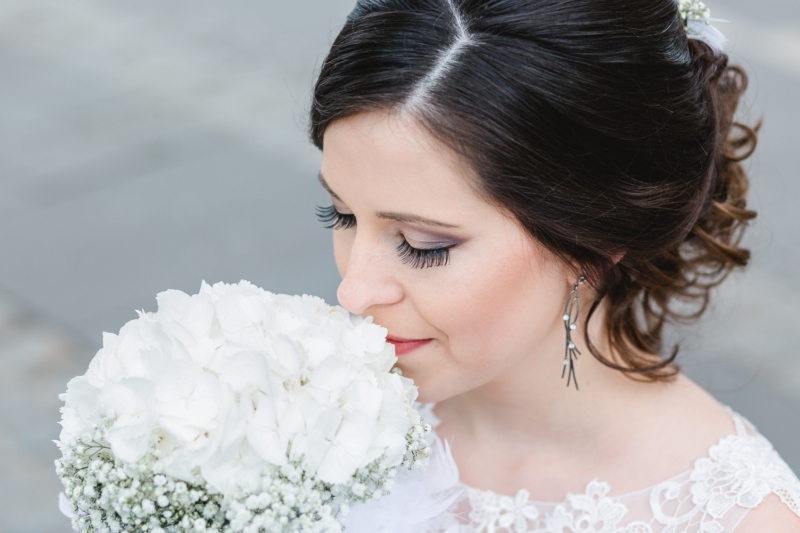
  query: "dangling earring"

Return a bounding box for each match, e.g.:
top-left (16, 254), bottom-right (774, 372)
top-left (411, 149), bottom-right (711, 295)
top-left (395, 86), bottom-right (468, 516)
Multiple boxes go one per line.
top-left (562, 276), bottom-right (586, 390)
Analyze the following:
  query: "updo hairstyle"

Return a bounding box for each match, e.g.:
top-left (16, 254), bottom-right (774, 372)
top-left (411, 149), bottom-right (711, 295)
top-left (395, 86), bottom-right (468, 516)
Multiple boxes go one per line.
top-left (309, 0), bottom-right (758, 380)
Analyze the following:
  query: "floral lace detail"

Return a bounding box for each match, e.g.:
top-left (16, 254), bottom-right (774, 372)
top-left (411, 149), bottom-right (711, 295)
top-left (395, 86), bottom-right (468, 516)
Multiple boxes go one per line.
top-left (547, 480), bottom-right (646, 533)
top-left (455, 413), bottom-right (800, 533)
top-left (465, 487), bottom-right (542, 533)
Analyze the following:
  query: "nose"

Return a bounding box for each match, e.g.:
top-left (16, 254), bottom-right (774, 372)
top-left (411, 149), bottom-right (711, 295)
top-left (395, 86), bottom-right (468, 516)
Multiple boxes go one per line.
top-left (336, 232), bottom-right (404, 315)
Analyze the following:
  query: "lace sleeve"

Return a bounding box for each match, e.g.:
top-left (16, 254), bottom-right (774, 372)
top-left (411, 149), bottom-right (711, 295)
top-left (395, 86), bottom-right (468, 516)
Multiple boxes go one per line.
top-left (728, 415), bottom-right (800, 518)
top-left (662, 413), bottom-right (800, 531)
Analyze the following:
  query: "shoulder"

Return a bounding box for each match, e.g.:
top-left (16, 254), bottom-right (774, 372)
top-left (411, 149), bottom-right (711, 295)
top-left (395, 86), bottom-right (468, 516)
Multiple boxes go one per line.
top-left (694, 411), bottom-right (800, 532)
top-left (733, 494), bottom-right (800, 532)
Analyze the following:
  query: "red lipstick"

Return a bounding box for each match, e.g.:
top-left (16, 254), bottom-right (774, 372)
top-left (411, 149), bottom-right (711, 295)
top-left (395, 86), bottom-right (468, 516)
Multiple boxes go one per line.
top-left (386, 336), bottom-right (432, 356)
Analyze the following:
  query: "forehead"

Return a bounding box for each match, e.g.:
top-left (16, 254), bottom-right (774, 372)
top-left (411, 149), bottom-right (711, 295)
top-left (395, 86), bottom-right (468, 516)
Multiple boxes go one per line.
top-left (320, 111), bottom-right (482, 210)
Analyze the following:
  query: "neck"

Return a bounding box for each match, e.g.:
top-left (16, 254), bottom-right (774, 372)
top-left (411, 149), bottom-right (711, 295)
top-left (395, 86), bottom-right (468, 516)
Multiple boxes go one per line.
top-left (435, 303), bottom-right (663, 454)
top-left (432, 302), bottom-right (734, 499)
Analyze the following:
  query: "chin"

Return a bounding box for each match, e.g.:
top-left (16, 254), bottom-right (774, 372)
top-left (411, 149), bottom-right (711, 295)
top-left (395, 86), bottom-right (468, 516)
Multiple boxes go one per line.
top-left (414, 388), bottom-right (438, 404)
top-left (396, 349), bottom-right (463, 404)
top-left (407, 373), bottom-right (456, 405)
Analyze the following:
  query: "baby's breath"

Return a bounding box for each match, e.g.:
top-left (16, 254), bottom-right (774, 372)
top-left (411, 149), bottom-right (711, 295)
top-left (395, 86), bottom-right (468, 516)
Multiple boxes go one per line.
top-left (678, 0), bottom-right (711, 25)
top-left (57, 422), bottom-right (431, 532)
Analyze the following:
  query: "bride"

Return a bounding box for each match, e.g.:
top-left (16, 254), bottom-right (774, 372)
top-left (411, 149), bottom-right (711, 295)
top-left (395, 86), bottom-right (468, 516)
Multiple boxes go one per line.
top-left (307, 0), bottom-right (800, 531)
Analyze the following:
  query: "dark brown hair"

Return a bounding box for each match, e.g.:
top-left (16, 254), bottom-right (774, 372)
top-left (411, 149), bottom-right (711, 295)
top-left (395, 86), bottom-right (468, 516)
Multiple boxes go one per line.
top-left (310, 0), bottom-right (757, 380)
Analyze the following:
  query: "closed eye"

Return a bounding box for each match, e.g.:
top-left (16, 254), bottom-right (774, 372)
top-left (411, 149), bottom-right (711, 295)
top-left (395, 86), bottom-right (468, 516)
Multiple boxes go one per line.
top-left (317, 204), bottom-right (454, 268)
top-left (316, 205), bottom-right (356, 230)
top-left (396, 239), bottom-right (452, 269)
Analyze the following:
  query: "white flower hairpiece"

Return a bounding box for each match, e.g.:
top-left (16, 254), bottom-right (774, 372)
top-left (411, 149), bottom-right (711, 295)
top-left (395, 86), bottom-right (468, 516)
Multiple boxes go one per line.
top-left (677, 0), bottom-right (727, 53)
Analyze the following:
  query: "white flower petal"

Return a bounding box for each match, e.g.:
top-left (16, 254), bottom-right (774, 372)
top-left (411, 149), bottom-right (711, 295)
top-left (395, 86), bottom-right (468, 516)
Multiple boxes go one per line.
top-left (101, 378), bottom-right (156, 462)
top-left (300, 335), bottom-right (337, 368)
top-left (62, 376), bottom-right (102, 424)
top-left (246, 401), bottom-right (288, 466)
top-left (217, 351), bottom-right (271, 394)
top-left (307, 355), bottom-right (357, 403)
top-left (316, 411), bottom-right (376, 484)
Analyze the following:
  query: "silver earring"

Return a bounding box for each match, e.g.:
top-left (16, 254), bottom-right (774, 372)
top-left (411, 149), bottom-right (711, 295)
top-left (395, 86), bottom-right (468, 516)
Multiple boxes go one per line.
top-left (562, 276), bottom-right (586, 390)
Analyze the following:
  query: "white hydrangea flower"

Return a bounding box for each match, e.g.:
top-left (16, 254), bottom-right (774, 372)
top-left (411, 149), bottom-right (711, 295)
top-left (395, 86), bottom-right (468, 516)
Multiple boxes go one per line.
top-left (56, 281), bottom-right (431, 533)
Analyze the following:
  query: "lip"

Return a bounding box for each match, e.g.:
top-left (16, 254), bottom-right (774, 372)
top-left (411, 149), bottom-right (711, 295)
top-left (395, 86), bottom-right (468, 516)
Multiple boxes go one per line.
top-left (386, 336), bottom-right (432, 356)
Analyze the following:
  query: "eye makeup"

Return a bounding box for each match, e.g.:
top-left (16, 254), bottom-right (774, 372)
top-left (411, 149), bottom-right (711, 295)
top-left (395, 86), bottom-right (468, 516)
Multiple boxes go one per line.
top-left (396, 239), bottom-right (452, 268)
top-left (315, 204), bottom-right (457, 269)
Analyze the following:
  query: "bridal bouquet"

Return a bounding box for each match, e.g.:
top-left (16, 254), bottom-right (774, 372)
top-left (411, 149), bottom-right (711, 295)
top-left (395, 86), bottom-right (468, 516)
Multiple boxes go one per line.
top-left (56, 281), bottom-right (459, 533)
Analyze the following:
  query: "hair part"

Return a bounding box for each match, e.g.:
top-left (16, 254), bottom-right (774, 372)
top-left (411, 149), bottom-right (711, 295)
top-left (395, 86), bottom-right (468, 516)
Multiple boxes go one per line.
top-left (311, 0), bottom-right (758, 381)
top-left (403, 0), bottom-right (472, 113)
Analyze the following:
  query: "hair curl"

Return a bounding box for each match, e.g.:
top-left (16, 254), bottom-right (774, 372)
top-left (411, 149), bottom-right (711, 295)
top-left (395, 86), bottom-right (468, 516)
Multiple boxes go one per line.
top-left (310, 0), bottom-right (758, 381)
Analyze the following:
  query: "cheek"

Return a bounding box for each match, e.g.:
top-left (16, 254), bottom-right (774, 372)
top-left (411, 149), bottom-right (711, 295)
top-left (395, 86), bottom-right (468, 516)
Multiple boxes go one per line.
top-left (448, 258), bottom-right (553, 354)
top-left (413, 244), bottom-right (565, 392)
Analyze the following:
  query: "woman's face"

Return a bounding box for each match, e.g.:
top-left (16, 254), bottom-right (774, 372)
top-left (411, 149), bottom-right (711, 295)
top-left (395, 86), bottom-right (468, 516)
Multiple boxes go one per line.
top-left (320, 111), bottom-right (574, 403)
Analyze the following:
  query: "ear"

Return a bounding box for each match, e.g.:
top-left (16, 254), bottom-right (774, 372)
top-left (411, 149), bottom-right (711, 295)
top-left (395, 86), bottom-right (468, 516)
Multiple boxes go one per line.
top-left (579, 252), bottom-right (625, 286)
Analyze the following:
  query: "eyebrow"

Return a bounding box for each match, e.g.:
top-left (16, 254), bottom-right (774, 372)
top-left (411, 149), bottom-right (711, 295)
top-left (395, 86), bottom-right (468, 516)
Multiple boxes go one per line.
top-left (318, 171), bottom-right (343, 201)
top-left (376, 211), bottom-right (460, 228)
top-left (318, 171), bottom-right (460, 229)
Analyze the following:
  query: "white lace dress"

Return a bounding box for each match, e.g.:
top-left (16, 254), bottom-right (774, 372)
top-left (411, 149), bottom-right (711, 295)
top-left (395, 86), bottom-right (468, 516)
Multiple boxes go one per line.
top-left (418, 406), bottom-right (800, 533)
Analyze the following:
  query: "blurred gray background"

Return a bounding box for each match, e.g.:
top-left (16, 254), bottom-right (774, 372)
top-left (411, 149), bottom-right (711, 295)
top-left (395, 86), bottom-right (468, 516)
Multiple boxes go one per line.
top-left (0, 1), bottom-right (798, 531)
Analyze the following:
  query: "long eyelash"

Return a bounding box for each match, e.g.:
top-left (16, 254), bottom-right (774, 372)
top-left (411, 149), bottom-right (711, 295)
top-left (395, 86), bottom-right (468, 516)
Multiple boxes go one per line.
top-left (316, 205), bottom-right (356, 230)
top-left (396, 239), bottom-right (452, 269)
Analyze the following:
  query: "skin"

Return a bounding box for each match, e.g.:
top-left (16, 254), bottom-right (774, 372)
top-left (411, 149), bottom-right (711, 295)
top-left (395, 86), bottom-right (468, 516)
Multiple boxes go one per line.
top-left (318, 111), bottom-right (800, 529)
